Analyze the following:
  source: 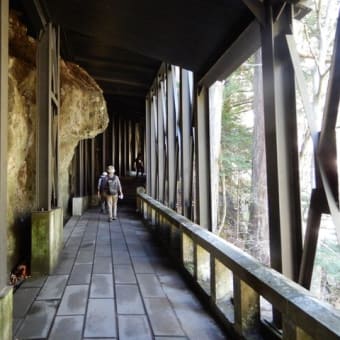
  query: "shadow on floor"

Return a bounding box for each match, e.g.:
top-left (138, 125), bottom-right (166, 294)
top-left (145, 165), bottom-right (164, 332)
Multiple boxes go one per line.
top-left (13, 206), bottom-right (227, 339)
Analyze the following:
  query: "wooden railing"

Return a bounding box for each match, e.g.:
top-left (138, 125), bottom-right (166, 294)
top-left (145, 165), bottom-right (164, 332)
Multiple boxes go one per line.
top-left (137, 189), bottom-right (340, 339)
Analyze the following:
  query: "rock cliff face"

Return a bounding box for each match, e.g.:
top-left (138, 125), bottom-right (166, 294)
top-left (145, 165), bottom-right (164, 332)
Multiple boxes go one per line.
top-left (59, 61), bottom-right (108, 212)
top-left (7, 12), bottom-right (108, 270)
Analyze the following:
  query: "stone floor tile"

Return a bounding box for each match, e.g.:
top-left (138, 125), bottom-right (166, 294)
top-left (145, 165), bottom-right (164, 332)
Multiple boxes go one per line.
top-left (114, 264), bottom-right (136, 284)
top-left (64, 216), bottom-right (79, 228)
top-left (136, 229), bottom-right (151, 238)
top-left (97, 224), bottom-right (110, 230)
top-left (93, 256), bottom-right (112, 273)
top-left (127, 244), bottom-right (146, 256)
top-left (97, 234), bottom-right (110, 242)
top-left (80, 240), bottom-right (95, 249)
top-left (85, 224), bottom-right (98, 231)
top-left (57, 285), bottom-right (89, 315)
top-left (90, 274), bottom-right (114, 298)
top-left (118, 315), bottom-right (152, 340)
top-left (63, 228), bottom-right (74, 239)
top-left (143, 244), bottom-right (164, 257)
top-left (96, 233), bottom-right (110, 241)
top-left (137, 274), bottom-right (165, 297)
top-left (20, 276), bottom-right (47, 288)
top-left (61, 245), bottom-right (79, 258)
top-left (163, 285), bottom-right (226, 340)
top-left (144, 297), bottom-right (185, 336)
top-left (155, 336), bottom-right (189, 340)
top-left (84, 298), bottom-right (116, 338)
top-left (13, 287), bottom-right (40, 318)
top-left (48, 315), bottom-right (84, 340)
top-left (95, 246), bottom-right (112, 257)
top-left (13, 318), bottom-right (23, 334)
top-left (16, 300), bottom-right (58, 339)
top-left (124, 226), bottom-right (140, 231)
top-left (37, 275), bottom-right (68, 300)
top-left (76, 249), bottom-right (94, 263)
top-left (63, 223), bottom-right (77, 240)
top-left (116, 284), bottom-right (144, 314)
top-left (110, 232), bottom-right (124, 240)
top-left (73, 223), bottom-right (86, 230)
top-left (53, 257), bottom-right (74, 275)
top-left (66, 236), bottom-right (82, 248)
top-left (151, 260), bottom-right (179, 276)
top-left (68, 263), bottom-right (92, 284)
top-left (158, 272), bottom-right (187, 290)
top-left (83, 232), bottom-right (97, 241)
top-left (110, 225), bottom-right (122, 232)
top-left (111, 239), bottom-right (128, 251)
top-left (125, 238), bottom-right (141, 246)
top-left (73, 225), bottom-right (86, 231)
top-left (132, 256), bottom-right (154, 273)
top-left (113, 250), bottom-right (131, 265)
top-left (72, 221), bottom-right (85, 229)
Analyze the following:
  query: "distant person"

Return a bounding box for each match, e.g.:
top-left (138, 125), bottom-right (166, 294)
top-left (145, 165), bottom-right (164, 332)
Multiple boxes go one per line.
top-left (134, 153), bottom-right (144, 177)
top-left (103, 165), bottom-right (123, 221)
top-left (97, 171), bottom-right (108, 213)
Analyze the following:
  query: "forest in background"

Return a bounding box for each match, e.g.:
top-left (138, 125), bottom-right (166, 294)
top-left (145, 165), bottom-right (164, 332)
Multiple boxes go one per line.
top-left (214, 0), bottom-right (340, 309)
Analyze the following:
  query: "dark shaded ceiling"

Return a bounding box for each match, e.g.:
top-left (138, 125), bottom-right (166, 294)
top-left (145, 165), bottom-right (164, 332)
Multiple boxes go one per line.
top-left (11, 0), bottom-right (257, 120)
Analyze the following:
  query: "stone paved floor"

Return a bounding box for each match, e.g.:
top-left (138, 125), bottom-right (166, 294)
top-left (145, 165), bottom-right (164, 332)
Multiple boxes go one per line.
top-left (13, 205), bottom-right (227, 339)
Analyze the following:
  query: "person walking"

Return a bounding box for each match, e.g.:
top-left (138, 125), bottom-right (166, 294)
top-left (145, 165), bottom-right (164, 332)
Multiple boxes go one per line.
top-left (97, 171), bottom-right (108, 213)
top-left (103, 165), bottom-right (123, 221)
top-left (134, 153), bottom-right (144, 177)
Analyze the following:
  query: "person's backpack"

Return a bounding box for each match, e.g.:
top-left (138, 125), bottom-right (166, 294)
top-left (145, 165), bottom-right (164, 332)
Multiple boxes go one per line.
top-left (106, 175), bottom-right (118, 195)
top-left (98, 175), bottom-right (106, 193)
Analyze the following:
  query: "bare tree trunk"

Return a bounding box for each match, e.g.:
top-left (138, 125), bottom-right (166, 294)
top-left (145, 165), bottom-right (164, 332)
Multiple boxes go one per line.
top-left (217, 174), bottom-right (238, 238)
top-left (247, 49), bottom-right (269, 264)
top-left (236, 172), bottom-right (240, 239)
top-left (217, 174), bottom-right (227, 235)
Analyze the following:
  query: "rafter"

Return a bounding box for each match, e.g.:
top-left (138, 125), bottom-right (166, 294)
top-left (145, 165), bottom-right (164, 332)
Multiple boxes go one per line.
top-left (101, 87), bottom-right (146, 98)
top-left (241, 0), bottom-right (265, 25)
top-left (93, 76), bottom-right (149, 89)
top-left (74, 56), bottom-right (156, 74)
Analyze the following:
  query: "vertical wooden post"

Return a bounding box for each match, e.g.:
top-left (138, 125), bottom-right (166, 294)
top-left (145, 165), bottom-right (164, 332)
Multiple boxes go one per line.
top-left (261, 2), bottom-right (302, 281)
top-left (167, 65), bottom-right (177, 210)
top-left (157, 77), bottom-right (166, 202)
top-left (102, 131), bottom-right (107, 171)
top-left (233, 276), bottom-right (260, 337)
top-left (111, 117), bottom-right (116, 169)
top-left (196, 85), bottom-right (212, 229)
top-left (0, 0), bottom-right (9, 292)
top-left (90, 138), bottom-right (96, 198)
top-left (36, 23), bottom-right (60, 210)
top-left (0, 2), bottom-right (13, 339)
top-left (146, 97), bottom-right (152, 195)
top-left (150, 95), bottom-right (158, 198)
top-left (180, 69), bottom-right (193, 218)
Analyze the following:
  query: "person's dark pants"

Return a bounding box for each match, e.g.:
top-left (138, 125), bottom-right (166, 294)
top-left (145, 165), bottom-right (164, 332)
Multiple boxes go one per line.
top-left (136, 166), bottom-right (144, 177)
top-left (100, 193), bottom-right (106, 212)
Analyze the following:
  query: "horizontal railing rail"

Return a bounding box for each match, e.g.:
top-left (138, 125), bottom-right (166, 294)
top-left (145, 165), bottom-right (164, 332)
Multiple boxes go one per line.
top-left (137, 189), bottom-right (340, 339)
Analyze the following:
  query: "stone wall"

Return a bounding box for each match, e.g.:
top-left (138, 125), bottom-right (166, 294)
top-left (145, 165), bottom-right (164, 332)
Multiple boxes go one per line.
top-left (7, 12), bottom-right (108, 271)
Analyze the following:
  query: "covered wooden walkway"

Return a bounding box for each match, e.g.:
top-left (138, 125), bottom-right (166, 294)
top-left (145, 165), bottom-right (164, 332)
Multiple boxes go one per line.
top-left (13, 205), bottom-right (226, 339)
top-left (1, 1), bottom-right (340, 339)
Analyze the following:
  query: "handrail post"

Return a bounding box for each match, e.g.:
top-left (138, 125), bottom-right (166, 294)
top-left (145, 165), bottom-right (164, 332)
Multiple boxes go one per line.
top-left (233, 276), bottom-right (260, 337)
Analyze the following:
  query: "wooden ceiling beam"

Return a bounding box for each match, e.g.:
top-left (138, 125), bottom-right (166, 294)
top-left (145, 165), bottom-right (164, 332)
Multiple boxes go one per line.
top-left (102, 87), bottom-right (146, 98)
top-left (94, 76), bottom-right (149, 89)
top-left (74, 56), bottom-right (156, 74)
top-left (240, 0), bottom-right (265, 25)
